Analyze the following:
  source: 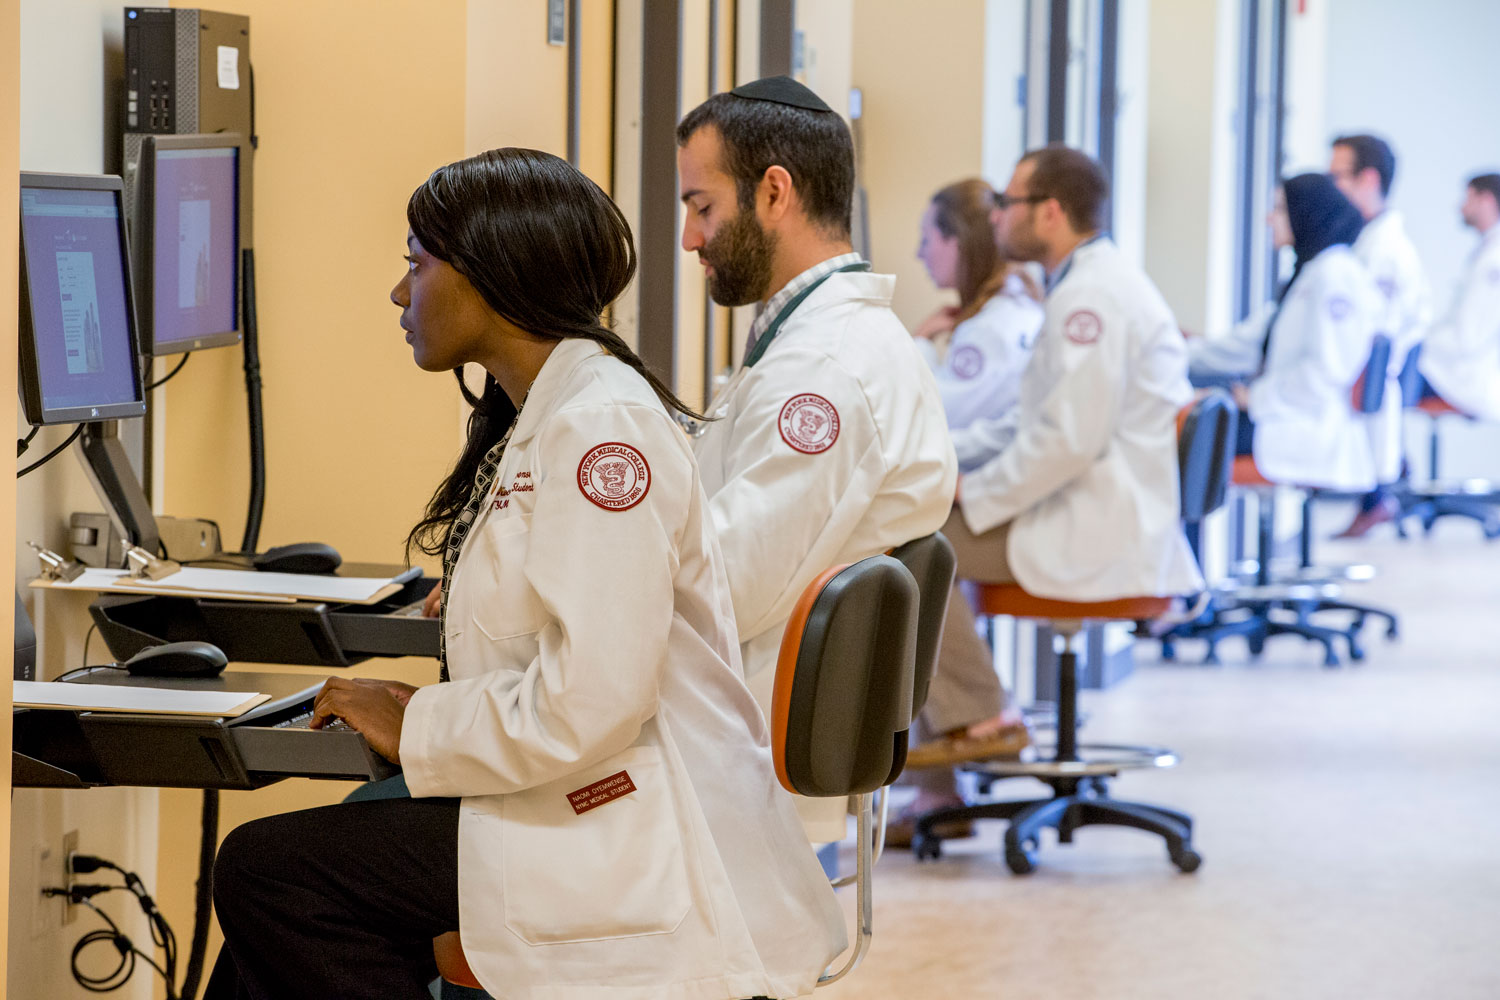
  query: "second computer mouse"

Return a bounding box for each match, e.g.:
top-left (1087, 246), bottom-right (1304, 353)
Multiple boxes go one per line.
top-left (124, 641), bottom-right (229, 678)
top-left (252, 542), bottom-right (343, 575)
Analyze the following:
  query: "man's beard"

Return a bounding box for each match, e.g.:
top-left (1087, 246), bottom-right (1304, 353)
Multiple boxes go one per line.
top-left (1000, 220), bottom-right (1047, 264)
top-left (700, 207), bottom-right (777, 307)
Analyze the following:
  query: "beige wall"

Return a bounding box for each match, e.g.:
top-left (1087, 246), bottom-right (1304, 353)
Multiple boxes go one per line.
top-left (1143, 0), bottom-right (1239, 334)
top-left (852, 0), bottom-right (988, 330)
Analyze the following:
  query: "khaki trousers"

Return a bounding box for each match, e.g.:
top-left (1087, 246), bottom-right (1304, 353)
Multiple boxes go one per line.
top-left (907, 508), bottom-right (1016, 795)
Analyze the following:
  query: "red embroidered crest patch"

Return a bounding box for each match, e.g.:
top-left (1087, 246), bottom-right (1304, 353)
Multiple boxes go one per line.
top-left (567, 770), bottom-right (637, 815)
top-left (1063, 309), bottom-right (1103, 345)
top-left (950, 345), bottom-right (984, 380)
top-left (779, 394), bottom-right (841, 454)
top-left (577, 442), bottom-right (651, 511)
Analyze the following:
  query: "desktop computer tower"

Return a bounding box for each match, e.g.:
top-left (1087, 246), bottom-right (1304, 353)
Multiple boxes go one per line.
top-left (122, 7), bottom-right (251, 225)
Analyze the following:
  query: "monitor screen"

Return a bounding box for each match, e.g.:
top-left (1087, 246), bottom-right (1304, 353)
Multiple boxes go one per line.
top-left (19, 175), bottom-right (146, 425)
top-left (137, 135), bottom-right (242, 355)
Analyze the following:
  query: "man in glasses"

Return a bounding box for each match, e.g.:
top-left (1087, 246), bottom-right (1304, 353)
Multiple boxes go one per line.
top-left (1328, 134), bottom-right (1432, 538)
top-left (902, 146), bottom-right (1202, 814)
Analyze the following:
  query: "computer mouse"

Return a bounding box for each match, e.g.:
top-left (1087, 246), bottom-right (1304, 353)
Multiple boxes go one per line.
top-left (252, 542), bottom-right (343, 575)
top-left (124, 641), bottom-right (229, 678)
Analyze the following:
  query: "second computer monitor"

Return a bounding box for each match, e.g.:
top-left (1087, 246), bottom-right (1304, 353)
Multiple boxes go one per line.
top-left (134, 133), bottom-right (245, 356)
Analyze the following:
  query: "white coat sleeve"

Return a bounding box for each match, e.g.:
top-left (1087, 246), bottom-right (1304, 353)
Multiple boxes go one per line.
top-left (957, 288), bottom-right (1129, 535)
top-left (399, 402), bottom-right (690, 798)
top-left (1188, 303), bottom-right (1272, 378)
top-left (948, 410), bottom-right (1019, 473)
top-left (1430, 261), bottom-right (1500, 360)
top-left (1250, 275), bottom-right (1371, 422)
top-left (706, 348), bottom-right (887, 643)
top-left (928, 296), bottom-right (1042, 431)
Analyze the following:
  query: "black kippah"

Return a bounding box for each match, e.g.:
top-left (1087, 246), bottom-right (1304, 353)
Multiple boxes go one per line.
top-left (729, 75), bottom-right (833, 113)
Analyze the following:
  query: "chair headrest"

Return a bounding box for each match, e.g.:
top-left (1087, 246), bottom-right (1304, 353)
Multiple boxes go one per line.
top-left (1178, 390), bottom-right (1238, 522)
top-left (887, 532), bottom-right (956, 717)
top-left (771, 556), bottom-right (918, 798)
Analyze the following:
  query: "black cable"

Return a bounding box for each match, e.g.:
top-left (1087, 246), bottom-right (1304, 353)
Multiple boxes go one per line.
top-left (52, 664), bottom-right (126, 683)
top-left (17, 425), bottom-right (84, 478)
top-left (82, 622), bottom-right (97, 671)
top-left (51, 861), bottom-right (180, 999)
top-left (178, 790), bottom-right (218, 1000)
top-left (240, 247), bottom-right (265, 554)
top-left (145, 353), bottom-right (191, 392)
top-left (17, 424), bottom-right (40, 457)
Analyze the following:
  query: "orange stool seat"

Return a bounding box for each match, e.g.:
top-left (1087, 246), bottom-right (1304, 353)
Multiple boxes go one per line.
top-left (973, 583), bottom-right (1172, 622)
top-left (434, 931), bottom-right (481, 990)
top-left (1417, 396), bottom-right (1463, 418)
top-left (1231, 455), bottom-right (1272, 487)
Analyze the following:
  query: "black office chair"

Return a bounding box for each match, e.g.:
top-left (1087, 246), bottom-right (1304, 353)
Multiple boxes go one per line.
top-left (435, 554), bottom-right (923, 993)
top-left (912, 393), bottom-right (1234, 873)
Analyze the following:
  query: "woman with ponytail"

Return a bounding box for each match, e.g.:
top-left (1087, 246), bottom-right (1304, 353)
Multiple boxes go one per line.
top-left (205, 148), bottom-right (844, 1000)
top-left (913, 178), bottom-right (1043, 464)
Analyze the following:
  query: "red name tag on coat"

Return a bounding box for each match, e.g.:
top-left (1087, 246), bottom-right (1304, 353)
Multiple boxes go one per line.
top-left (566, 770), bottom-right (637, 815)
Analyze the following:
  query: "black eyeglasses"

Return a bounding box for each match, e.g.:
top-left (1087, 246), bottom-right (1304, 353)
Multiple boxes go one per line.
top-left (994, 192), bottom-right (1049, 210)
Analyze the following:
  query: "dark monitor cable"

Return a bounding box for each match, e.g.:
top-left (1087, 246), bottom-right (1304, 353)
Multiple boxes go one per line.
top-left (17, 425), bottom-right (84, 478)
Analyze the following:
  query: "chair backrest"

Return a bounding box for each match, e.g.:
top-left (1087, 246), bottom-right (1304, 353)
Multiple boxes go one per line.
top-left (771, 555), bottom-right (919, 798)
top-left (1178, 390), bottom-right (1237, 522)
top-left (1351, 334), bottom-right (1392, 414)
top-left (886, 532), bottom-right (956, 718)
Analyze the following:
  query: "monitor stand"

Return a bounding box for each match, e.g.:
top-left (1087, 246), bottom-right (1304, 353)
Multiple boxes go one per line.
top-left (77, 420), bottom-right (160, 563)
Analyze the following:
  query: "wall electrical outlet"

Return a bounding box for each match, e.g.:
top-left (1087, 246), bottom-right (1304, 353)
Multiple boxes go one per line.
top-left (61, 830), bottom-right (79, 926)
top-left (31, 840), bottom-right (62, 938)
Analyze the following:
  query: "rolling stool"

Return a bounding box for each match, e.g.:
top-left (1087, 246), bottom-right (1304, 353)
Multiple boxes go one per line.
top-left (435, 553), bottom-right (926, 993)
top-left (912, 392), bottom-right (1236, 873)
top-left (1164, 338), bottom-right (1400, 665)
top-left (1399, 395), bottom-right (1500, 538)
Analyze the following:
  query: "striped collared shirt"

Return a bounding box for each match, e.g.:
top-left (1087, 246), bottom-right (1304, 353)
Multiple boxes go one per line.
top-left (743, 252), bottom-right (865, 364)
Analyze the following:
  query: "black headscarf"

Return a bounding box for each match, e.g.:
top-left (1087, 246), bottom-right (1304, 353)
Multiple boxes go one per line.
top-left (1279, 172), bottom-right (1366, 302)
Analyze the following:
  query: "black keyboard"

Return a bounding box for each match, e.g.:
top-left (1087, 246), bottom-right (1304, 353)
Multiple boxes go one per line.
top-left (271, 708), bottom-right (351, 732)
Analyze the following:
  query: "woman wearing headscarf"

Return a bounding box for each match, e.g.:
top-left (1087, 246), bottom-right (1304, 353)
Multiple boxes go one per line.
top-left (1241, 172), bottom-right (1382, 491)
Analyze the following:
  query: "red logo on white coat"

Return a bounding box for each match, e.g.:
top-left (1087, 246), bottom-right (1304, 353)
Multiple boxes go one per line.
top-left (950, 345), bottom-right (984, 380)
top-left (577, 443), bottom-right (651, 511)
top-left (779, 394), bottom-right (840, 454)
top-left (1063, 309), bottom-right (1103, 345)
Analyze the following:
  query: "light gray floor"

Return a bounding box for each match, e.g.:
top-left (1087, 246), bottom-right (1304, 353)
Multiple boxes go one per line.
top-left (823, 512), bottom-right (1500, 1000)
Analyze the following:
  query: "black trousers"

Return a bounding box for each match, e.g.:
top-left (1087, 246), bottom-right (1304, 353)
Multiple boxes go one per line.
top-left (204, 796), bottom-right (462, 1000)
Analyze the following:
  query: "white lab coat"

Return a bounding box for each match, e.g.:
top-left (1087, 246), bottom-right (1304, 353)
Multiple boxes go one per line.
top-left (1248, 245), bottom-right (1381, 491)
top-left (400, 339), bottom-right (845, 1000)
top-left (1419, 226), bottom-right (1500, 421)
top-left (1187, 301), bottom-right (1277, 380)
top-left (958, 238), bottom-right (1203, 601)
top-left (1352, 210), bottom-right (1432, 482)
top-left (692, 269), bottom-right (958, 842)
top-left (913, 274), bottom-right (1043, 432)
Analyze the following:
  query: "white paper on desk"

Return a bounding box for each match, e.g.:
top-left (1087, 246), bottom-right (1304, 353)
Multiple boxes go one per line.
top-left (36, 566), bottom-right (397, 604)
top-left (14, 681), bottom-right (269, 718)
top-left (116, 567), bottom-right (396, 603)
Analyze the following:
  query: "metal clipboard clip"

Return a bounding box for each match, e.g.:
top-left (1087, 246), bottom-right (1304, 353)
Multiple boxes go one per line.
top-left (28, 541), bottom-right (86, 583)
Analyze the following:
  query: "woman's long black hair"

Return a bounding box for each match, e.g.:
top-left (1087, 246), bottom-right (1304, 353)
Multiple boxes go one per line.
top-left (405, 147), bottom-right (704, 559)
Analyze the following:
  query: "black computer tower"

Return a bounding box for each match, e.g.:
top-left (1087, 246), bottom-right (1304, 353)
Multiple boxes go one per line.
top-left (122, 7), bottom-right (251, 224)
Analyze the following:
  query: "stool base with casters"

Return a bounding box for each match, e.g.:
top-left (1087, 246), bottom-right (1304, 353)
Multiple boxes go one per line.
top-left (912, 588), bottom-right (1200, 875)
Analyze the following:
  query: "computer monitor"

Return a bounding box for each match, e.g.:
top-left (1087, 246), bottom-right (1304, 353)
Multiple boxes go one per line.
top-left (133, 133), bottom-right (245, 356)
top-left (19, 172), bottom-right (147, 426)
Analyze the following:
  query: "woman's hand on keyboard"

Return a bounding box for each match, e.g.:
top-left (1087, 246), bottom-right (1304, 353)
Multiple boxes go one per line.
top-left (422, 580), bottom-right (443, 619)
top-left (349, 677), bottom-right (420, 708)
top-left (311, 677), bottom-right (406, 763)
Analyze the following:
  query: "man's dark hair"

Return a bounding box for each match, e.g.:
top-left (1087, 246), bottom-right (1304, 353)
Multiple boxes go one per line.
top-left (1019, 144), bottom-right (1110, 233)
top-left (676, 93), bottom-right (854, 236)
top-left (1333, 134), bottom-right (1396, 197)
top-left (1468, 172), bottom-right (1500, 207)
